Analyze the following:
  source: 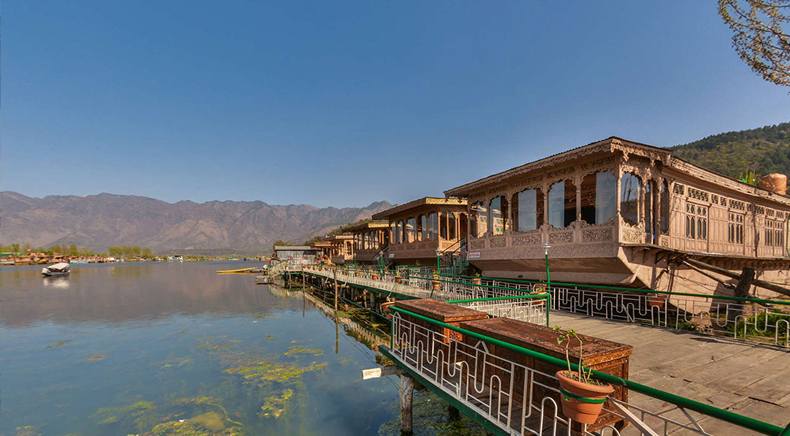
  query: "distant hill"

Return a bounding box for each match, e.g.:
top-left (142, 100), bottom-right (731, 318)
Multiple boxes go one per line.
top-left (670, 122), bottom-right (790, 180)
top-left (0, 192), bottom-right (392, 254)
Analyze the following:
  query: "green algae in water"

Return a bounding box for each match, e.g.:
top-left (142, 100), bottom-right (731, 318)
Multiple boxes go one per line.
top-left (283, 346), bottom-right (324, 357)
top-left (223, 360), bottom-right (327, 384)
top-left (149, 419), bottom-right (244, 436)
top-left (85, 354), bottom-right (106, 361)
top-left (45, 340), bottom-right (71, 349)
top-left (258, 389), bottom-right (294, 419)
top-left (91, 400), bottom-right (158, 432)
top-left (378, 390), bottom-right (487, 436)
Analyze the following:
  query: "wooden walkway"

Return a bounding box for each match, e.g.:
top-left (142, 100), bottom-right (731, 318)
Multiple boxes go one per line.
top-left (550, 312), bottom-right (790, 434)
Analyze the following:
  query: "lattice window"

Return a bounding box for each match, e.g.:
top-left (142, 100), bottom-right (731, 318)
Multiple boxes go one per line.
top-left (686, 203), bottom-right (708, 240)
top-left (765, 219), bottom-right (785, 247)
top-left (728, 213), bottom-right (744, 244)
top-left (673, 183), bottom-right (685, 195)
top-left (688, 188), bottom-right (709, 202)
top-left (729, 199), bottom-right (745, 211)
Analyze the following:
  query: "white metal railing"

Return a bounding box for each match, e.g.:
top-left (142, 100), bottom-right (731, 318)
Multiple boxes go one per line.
top-left (548, 284), bottom-right (790, 348)
top-left (389, 312), bottom-right (765, 436)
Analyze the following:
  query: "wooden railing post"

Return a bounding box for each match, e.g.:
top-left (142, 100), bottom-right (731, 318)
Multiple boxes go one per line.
top-left (333, 267), bottom-right (339, 312)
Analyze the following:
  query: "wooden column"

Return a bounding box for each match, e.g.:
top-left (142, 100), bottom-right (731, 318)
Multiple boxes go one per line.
top-left (333, 268), bottom-right (338, 312)
top-left (399, 374), bottom-right (414, 435)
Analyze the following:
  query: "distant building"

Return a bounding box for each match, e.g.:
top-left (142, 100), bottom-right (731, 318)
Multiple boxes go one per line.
top-left (345, 220), bottom-right (390, 264)
top-left (273, 246), bottom-right (317, 262)
top-left (444, 137), bottom-right (790, 297)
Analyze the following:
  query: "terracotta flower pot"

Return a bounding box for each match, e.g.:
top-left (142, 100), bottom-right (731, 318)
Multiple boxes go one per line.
top-left (648, 293), bottom-right (666, 308)
top-left (555, 371), bottom-right (613, 425)
top-left (431, 280), bottom-right (441, 290)
top-left (380, 302), bottom-right (396, 320)
top-left (355, 272), bottom-right (360, 277)
top-left (371, 274), bottom-right (378, 280)
top-left (472, 278), bottom-right (481, 285)
top-left (395, 275), bottom-right (402, 284)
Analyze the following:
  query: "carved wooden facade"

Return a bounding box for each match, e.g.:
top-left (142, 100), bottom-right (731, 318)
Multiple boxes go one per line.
top-left (372, 197), bottom-right (468, 265)
top-left (445, 137), bottom-right (790, 293)
top-left (346, 220), bottom-right (390, 263)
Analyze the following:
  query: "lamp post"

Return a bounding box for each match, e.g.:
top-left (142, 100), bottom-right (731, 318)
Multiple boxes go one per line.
top-left (542, 242), bottom-right (551, 292)
top-left (435, 247), bottom-right (442, 276)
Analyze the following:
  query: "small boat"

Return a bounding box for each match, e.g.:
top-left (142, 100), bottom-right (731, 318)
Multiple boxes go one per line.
top-left (42, 262), bottom-right (70, 276)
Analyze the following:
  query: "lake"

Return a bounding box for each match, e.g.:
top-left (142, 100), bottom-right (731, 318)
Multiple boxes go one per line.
top-left (0, 262), bottom-right (486, 436)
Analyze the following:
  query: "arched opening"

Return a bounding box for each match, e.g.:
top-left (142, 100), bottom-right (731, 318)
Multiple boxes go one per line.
top-left (620, 173), bottom-right (641, 226)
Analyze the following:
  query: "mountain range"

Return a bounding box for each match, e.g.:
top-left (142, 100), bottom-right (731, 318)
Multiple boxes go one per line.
top-left (4, 121), bottom-right (789, 254)
top-left (0, 191), bottom-right (391, 254)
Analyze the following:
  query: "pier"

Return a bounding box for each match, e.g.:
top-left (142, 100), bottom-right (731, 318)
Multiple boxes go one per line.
top-left (271, 263), bottom-right (790, 436)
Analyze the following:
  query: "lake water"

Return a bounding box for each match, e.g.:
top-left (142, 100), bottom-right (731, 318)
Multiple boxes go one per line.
top-left (0, 262), bottom-right (488, 436)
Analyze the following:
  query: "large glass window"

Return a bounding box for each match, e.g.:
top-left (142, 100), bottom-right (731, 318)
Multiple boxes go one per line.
top-left (489, 196), bottom-right (508, 235)
top-left (548, 180), bottom-right (577, 228)
top-left (417, 215), bottom-right (427, 241)
top-left (660, 181), bottom-right (670, 233)
top-left (406, 217), bottom-right (416, 243)
top-left (512, 188), bottom-right (544, 232)
top-left (580, 171), bottom-right (616, 225)
top-left (428, 213), bottom-right (438, 240)
top-left (470, 201), bottom-right (488, 237)
top-left (620, 173), bottom-right (641, 226)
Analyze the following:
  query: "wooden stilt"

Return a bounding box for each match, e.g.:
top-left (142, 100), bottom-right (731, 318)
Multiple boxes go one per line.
top-left (333, 268), bottom-right (339, 312)
top-left (399, 374), bottom-right (414, 435)
top-left (448, 404), bottom-right (460, 422)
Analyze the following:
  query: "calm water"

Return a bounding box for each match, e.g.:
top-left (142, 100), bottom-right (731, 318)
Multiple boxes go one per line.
top-left (0, 262), bottom-right (419, 436)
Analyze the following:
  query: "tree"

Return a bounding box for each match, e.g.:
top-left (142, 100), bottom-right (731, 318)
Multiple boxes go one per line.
top-left (142, 248), bottom-right (154, 259)
top-left (719, 0), bottom-right (790, 87)
top-left (108, 246), bottom-right (123, 258)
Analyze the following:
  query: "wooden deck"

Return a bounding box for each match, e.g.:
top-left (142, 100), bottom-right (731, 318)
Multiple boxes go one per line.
top-left (549, 312), bottom-right (790, 435)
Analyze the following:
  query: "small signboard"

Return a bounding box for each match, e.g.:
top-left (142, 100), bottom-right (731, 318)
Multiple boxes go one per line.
top-left (468, 252), bottom-right (481, 259)
top-left (389, 253), bottom-right (395, 258)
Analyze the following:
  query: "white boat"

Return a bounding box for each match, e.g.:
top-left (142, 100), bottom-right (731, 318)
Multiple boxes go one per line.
top-left (42, 262), bottom-right (70, 276)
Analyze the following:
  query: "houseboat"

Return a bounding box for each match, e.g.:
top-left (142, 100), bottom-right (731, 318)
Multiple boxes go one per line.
top-left (372, 197), bottom-right (468, 267)
top-left (444, 137), bottom-right (790, 298)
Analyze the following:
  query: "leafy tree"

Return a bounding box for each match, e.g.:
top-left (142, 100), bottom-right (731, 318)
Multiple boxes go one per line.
top-left (50, 245), bottom-right (62, 254)
top-left (108, 246), bottom-right (123, 258)
top-left (68, 244), bottom-right (79, 257)
top-left (142, 248), bottom-right (154, 259)
top-left (719, 0), bottom-right (790, 87)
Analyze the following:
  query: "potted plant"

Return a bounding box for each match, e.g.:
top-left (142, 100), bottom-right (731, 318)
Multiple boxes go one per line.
top-left (395, 275), bottom-right (402, 284)
top-left (371, 273), bottom-right (379, 280)
top-left (553, 326), bottom-right (613, 425)
top-left (472, 273), bottom-right (481, 285)
top-left (431, 279), bottom-right (441, 291)
top-left (647, 292), bottom-right (666, 308)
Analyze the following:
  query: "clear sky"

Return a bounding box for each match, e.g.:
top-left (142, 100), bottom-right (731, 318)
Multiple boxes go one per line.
top-left (3, 1), bottom-right (789, 208)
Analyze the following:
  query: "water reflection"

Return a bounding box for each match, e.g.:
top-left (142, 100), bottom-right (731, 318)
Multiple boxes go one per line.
top-left (0, 262), bottom-right (277, 327)
top-left (42, 276), bottom-right (71, 289)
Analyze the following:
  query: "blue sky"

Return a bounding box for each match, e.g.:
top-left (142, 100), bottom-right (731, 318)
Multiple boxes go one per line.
top-left (3, 1), bottom-right (789, 208)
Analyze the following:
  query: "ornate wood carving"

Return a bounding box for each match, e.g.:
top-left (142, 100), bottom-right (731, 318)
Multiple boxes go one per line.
top-left (512, 232), bottom-right (542, 246)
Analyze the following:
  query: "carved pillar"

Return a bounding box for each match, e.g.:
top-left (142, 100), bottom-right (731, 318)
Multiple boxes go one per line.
top-left (575, 170), bottom-right (582, 243)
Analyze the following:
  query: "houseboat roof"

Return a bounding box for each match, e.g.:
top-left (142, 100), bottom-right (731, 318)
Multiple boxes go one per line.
top-left (443, 136), bottom-right (790, 205)
top-left (372, 197), bottom-right (468, 219)
top-left (343, 220), bottom-right (389, 233)
top-left (273, 245), bottom-right (315, 251)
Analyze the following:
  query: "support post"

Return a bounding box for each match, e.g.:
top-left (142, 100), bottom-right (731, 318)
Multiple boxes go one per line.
top-left (448, 404), bottom-right (460, 422)
top-left (730, 267), bottom-right (756, 323)
top-left (333, 268), bottom-right (339, 312)
top-left (301, 265), bottom-right (306, 290)
top-left (399, 374), bottom-right (414, 435)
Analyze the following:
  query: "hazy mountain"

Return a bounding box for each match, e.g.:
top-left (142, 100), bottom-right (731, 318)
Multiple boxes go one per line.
top-left (670, 122), bottom-right (790, 179)
top-left (0, 192), bottom-right (392, 254)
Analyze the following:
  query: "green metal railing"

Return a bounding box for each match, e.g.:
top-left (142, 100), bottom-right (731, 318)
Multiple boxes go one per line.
top-left (389, 305), bottom-right (787, 436)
